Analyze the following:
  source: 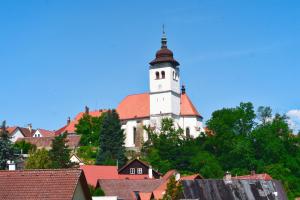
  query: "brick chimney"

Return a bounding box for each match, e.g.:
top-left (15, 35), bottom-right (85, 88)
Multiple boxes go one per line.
top-left (27, 123), bottom-right (32, 133)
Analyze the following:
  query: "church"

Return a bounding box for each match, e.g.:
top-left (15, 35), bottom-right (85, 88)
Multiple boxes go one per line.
top-left (56, 32), bottom-right (205, 150)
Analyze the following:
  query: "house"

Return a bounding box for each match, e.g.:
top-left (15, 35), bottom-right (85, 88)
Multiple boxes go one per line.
top-left (80, 159), bottom-right (161, 187)
top-left (56, 32), bottom-right (205, 150)
top-left (0, 169), bottom-right (91, 200)
top-left (33, 128), bottom-right (56, 137)
top-left (70, 153), bottom-right (84, 165)
top-left (232, 172), bottom-right (273, 181)
top-left (181, 179), bottom-right (287, 200)
top-left (97, 169), bottom-right (202, 200)
top-left (6, 125), bottom-right (35, 142)
top-left (16, 134), bottom-right (81, 150)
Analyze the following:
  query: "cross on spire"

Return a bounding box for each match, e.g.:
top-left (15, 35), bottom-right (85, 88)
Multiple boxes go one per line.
top-left (161, 24), bottom-right (167, 48)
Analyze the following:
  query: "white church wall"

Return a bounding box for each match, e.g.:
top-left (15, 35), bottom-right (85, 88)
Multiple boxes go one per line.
top-left (122, 119), bottom-right (150, 148)
top-left (179, 116), bottom-right (204, 138)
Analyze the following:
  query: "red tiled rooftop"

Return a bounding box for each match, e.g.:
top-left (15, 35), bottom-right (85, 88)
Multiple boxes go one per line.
top-left (233, 173), bottom-right (272, 181)
top-left (36, 128), bottom-right (56, 137)
top-left (0, 169), bottom-right (91, 200)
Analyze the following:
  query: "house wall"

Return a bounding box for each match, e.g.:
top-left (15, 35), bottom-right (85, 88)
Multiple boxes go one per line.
top-left (73, 181), bottom-right (88, 200)
top-left (10, 129), bottom-right (24, 143)
top-left (33, 130), bottom-right (42, 137)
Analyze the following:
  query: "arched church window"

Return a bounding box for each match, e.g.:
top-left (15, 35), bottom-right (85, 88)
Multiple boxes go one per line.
top-left (161, 71), bottom-right (165, 79)
top-left (186, 127), bottom-right (190, 138)
top-left (173, 71), bottom-right (175, 80)
top-left (155, 72), bottom-right (160, 79)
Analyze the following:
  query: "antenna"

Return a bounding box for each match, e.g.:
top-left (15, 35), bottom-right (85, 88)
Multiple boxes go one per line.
top-left (162, 24), bottom-right (165, 34)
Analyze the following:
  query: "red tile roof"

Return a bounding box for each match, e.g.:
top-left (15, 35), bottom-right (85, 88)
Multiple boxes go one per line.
top-left (0, 169), bottom-right (91, 200)
top-left (17, 135), bottom-right (80, 149)
top-left (116, 93), bottom-right (150, 120)
top-left (56, 110), bottom-right (107, 134)
top-left (180, 93), bottom-right (201, 117)
top-left (80, 165), bottom-right (119, 187)
top-left (36, 128), bottom-right (56, 137)
top-left (232, 173), bottom-right (272, 181)
top-left (98, 179), bottom-right (163, 200)
top-left (180, 174), bottom-right (204, 180)
top-left (117, 93), bottom-right (201, 120)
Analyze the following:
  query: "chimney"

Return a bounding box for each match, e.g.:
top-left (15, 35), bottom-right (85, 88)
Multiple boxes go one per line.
top-left (85, 106), bottom-right (89, 114)
top-left (224, 171), bottom-right (232, 184)
top-left (175, 172), bottom-right (181, 181)
top-left (7, 160), bottom-right (16, 171)
top-left (148, 165), bottom-right (153, 179)
top-left (67, 117), bottom-right (71, 125)
top-left (181, 85), bottom-right (186, 94)
top-left (251, 170), bottom-right (256, 176)
top-left (27, 123), bottom-right (32, 133)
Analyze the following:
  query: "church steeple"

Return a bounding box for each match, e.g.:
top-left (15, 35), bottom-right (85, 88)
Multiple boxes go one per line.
top-left (149, 29), bottom-right (179, 67)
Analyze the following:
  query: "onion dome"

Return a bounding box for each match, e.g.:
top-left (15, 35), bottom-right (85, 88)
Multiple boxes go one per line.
top-left (149, 31), bottom-right (180, 67)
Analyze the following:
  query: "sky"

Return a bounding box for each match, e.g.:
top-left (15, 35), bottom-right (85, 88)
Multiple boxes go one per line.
top-left (0, 0), bottom-right (299, 132)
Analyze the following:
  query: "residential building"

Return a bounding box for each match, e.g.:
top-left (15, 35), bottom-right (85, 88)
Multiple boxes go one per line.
top-left (0, 169), bottom-right (91, 200)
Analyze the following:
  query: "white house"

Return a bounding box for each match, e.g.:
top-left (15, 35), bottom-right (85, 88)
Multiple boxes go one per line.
top-left (33, 128), bottom-right (56, 137)
top-left (7, 125), bottom-right (35, 143)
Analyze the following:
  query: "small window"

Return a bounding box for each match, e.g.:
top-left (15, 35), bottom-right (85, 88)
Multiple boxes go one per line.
top-left (173, 71), bottom-right (175, 79)
top-left (161, 71), bottom-right (165, 79)
top-left (186, 127), bottom-right (190, 138)
top-left (137, 168), bottom-right (143, 174)
top-left (155, 72), bottom-right (160, 79)
top-left (133, 127), bottom-right (137, 145)
top-left (130, 168), bottom-right (135, 174)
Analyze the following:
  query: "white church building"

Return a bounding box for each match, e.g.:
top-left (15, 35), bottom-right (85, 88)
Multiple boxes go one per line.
top-left (56, 32), bottom-right (205, 149)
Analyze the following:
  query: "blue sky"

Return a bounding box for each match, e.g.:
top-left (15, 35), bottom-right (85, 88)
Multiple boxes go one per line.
top-left (1, 0), bottom-right (299, 132)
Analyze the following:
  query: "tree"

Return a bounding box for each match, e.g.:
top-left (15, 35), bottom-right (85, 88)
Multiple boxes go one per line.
top-left (75, 113), bottom-right (103, 146)
top-left (49, 133), bottom-right (73, 168)
top-left (257, 106), bottom-right (272, 124)
top-left (14, 140), bottom-right (36, 154)
top-left (162, 176), bottom-right (182, 200)
top-left (0, 121), bottom-right (15, 169)
top-left (96, 110), bottom-right (126, 167)
top-left (25, 149), bottom-right (52, 169)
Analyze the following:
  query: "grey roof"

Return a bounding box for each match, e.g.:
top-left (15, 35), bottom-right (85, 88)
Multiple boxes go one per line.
top-left (181, 179), bottom-right (287, 200)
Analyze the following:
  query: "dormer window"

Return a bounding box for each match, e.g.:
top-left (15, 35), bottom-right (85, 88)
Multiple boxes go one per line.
top-left (155, 72), bottom-right (160, 79)
top-left (161, 71), bottom-right (165, 79)
top-left (130, 168), bottom-right (135, 174)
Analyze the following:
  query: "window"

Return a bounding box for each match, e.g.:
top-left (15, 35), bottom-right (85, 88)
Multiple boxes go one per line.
top-left (155, 71), bottom-right (160, 79)
top-left (161, 71), bottom-right (165, 79)
top-left (130, 168), bottom-right (135, 174)
top-left (137, 168), bottom-right (143, 174)
top-left (186, 127), bottom-right (190, 138)
top-left (173, 71), bottom-right (175, 80)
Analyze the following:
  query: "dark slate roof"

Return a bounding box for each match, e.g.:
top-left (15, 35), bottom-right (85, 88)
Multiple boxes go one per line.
top-left (181, 179), bottom-right (287, 200)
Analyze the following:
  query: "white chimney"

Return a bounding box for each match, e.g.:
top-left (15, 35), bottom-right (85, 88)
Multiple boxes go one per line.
top-left (148, 165), bottom-right (153, 179)
top-left (7, 160), bottom-right (16, 171)
top-left (175, 172), bottom-right (181, 181)
top-left (27, 123), bottom-right (32, 133)
top-left (224, 171), bottom-right (232, 184)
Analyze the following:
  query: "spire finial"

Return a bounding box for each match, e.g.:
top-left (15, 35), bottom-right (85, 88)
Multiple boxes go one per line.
top-left (161, 24), bottom-right (167, 48)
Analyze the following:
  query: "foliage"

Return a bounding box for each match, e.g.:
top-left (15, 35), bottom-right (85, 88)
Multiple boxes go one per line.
top-left (89, 185), bottom-right (105, 196)
top-left (14, 140), bottom-right (36, 154)
top-left (75, 113), bottom-right (103, 146)
top-left (162, 175), bottom-right (182, 200)
top-left (77, 146), bottom-right (97, 164)
top-left (25, 149), bottom-right (52, 169)
top-left (96, 110), bottom-right (127, 167)
top-left (49, 133), bottom-right (73, 168)
top-left (142, 103), bottom-right (300, 199)
top-left (0, 121), bottom-right (15, 169)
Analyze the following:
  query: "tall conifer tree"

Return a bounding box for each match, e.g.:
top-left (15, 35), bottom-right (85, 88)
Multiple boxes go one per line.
top-left (0, 121), bottom-right (15, 169)
top-left (96, 110), bottom-right (126, 167)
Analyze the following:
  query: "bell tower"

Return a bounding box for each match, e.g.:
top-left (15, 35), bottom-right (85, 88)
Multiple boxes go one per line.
top-left (149, 31), bottom-right (181, 127)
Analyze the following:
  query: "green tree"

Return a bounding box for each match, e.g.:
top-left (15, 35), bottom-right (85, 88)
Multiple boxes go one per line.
top-left (14, 140), bottom-right (36, 154)
top-left (49, 133), bottom-right (73, 168)
top-left (162, 176), bottom-right (182, 200)
top-left (25, 149), bottom-right (52, 169)
top-left (96, 110), bottom-right (126, 167)
top-left (257, 106), bottom-right (272, 124)
top-left (0, 121), bottom-right (15, 169)
top-left (75, 113), bottom-right (103, 146)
